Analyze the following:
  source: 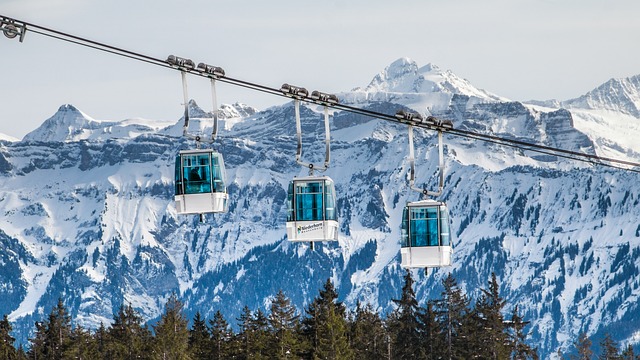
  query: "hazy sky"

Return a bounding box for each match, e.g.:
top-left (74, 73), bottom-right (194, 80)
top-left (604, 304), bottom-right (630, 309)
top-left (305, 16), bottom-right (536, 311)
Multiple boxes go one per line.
top-left (1, 0), bottom-right (639, 138)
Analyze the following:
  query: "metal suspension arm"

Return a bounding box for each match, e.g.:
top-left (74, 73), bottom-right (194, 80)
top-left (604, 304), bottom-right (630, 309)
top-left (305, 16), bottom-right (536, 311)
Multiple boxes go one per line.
top-left (322, 105), bottom-right (331, 170)
top-left (409, 124), bottom-right (444, 198)
top-left (198, 62), bottom-right (225, 144)
top-left (181, 71), bottom-right (190, 138)
top-left (282, 84), bottom-right (337, 175)
top-left (210, 78), bottom-right (219, 143)
top-left (169, 56), bottom-right (227, 147)
top-left (293, 99), bottom-right (332, 174)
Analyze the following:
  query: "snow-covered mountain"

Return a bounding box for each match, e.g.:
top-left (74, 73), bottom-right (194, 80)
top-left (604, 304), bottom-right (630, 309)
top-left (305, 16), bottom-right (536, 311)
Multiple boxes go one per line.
top-left (0, 133), bottom-right (18, 142)
top-left (344, 57), bottom-right (507, 113)
top-left (563, 75), bottom-right (640, 117)
top-left (1, 58), bottom-right (640, 358)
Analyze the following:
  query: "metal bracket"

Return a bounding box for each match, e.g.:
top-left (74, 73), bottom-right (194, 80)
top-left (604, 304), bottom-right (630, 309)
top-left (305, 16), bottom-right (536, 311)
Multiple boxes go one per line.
top-left (1, 17), bottom-right (27, 42)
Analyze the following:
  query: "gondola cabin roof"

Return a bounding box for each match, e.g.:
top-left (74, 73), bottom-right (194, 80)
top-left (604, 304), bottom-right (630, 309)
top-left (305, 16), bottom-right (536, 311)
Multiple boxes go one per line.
top-left (289, 175), bottom-right (334, 182)
top-left (405, 198), bottom-right (446, 207)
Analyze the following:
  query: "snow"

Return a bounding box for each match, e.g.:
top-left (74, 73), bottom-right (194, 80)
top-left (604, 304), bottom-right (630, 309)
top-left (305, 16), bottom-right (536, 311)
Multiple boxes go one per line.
top-left (1, 58), bottom-right (640, 357)
top-left (0, 133), bottom-right (19, 142)
top-left (9, 264), bottom-right (56, 320)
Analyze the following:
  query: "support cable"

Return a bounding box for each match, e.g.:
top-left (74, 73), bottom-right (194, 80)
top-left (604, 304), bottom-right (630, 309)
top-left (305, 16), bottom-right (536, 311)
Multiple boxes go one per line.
top-left (3, 14), bottom-right (640, 173)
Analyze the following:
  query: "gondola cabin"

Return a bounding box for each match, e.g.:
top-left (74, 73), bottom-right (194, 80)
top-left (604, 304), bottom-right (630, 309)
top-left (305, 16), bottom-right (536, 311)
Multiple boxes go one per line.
top-left (400, 199), bottom-right (452, 268)
top-left (175, 149), bottom-right (228, 215)
top-left (286, 176), bottom-right (338, 242)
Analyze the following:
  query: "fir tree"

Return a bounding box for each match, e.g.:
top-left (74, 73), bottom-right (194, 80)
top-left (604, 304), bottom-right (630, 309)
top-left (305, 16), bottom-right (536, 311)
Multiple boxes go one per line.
top-left (471, 273), bottom-right (509, 359)
top-left (507, 306), bottom-right (538, 360)
top-left (16, 344), bottom-right (27, 360)
top-left (105, 303), bottom-right (153, 360)
top-left (28, 320), bottom-right (46, 360)
top-left (268, 290), bottom-right (302, 359)
top-left (572, 332), bottom-right (593, 360)
top-left (209, 310), bottom-right (234, 359)
top-left (235, 305), bottom-right (270, 359)
top-left (419, 301), bottom-right (438, 360)
top-left (65, 325), bottom-right (99, 360)
top-left (189, 311), bottom-right (210, 360)
top-left (598, 333), bottom-right (622, 360)
top-left (387, 270), bottom-right (423, 360)
top-left (620, 344), bottom-right (636, 360)
top-left (250, 309), bottom-right (271, 359)
top-left (236, 305), bottom-right (254, 360)
top-left (349, 302), bottom-right (388, 360)
top-left (433, 274), bottom-right (470, 360)
top-left (28, 298), bottom-right (73, 360)
top-left (302, 278), bottom-right (353, 360)
top-left (0, 314), bottom-right (18, 360)
top-left (153, 294), bottom-right (191, 360)
top-left (94, 322), bottom-right (108, 358)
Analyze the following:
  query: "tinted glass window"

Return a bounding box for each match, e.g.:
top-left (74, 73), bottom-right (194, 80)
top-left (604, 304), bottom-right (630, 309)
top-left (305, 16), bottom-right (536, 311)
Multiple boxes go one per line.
top-left (182, 154), bottom-right (212, 194)
top-left (440, 207), bottom-right (450, 246)
top-left (211, 153), bottom-right (226, 192)
top-left (409, 206), bottom-right (440, 247)
top-left (287, 182), bottom-right (295, 221)
top-left (295, 181), bottom-right (324, 221)
top-left (324, 180), bottom-right (337, 221)
top-left (401, 207), bottom-right (409, 247)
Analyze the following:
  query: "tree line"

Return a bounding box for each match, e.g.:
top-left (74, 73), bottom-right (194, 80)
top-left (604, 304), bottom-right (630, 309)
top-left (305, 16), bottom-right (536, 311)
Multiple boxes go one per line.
top-left (0, 271), bottom-right (629, 359)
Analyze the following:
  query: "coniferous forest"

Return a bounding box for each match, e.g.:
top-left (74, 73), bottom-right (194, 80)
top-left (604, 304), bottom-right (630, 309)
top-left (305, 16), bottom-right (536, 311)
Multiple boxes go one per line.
top-left (0, 272), bottom-right (636, 359)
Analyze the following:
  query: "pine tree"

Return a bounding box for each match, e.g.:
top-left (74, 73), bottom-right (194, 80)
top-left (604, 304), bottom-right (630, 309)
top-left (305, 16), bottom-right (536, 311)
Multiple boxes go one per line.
top-left (302, 278), bottom-right (353, 360)
top-left (620, 344), bottom-right (636, 360)
top-left (209, 310), bottom-right (234, 359)
top-left (189, 311), bottom-right (210, 360)
top-left (0, 314), bottom-right (18, 360)
top-left (349, 302), bottom-right (388, 360)
top-left (28, 298), bottom-right (73, 360)
top-left (105, 303), bottom-right (153, 360)
top-left (16, 344), bottom-right (27, 360)
top-left (236, 305), bottom-right (270, 359)
top-left (94, 322), bottom-right (107, 358)
top-left (507, 306), bottom-right (538, 360)
top-left (250, 309), bottom-right (271, 359)
top-left (598, 333), bottom-right (621, 360)
top-left (471, 273), bottom-right (509, 359)
top-left (572, 332), bottom-right (593, 360)
top-left (28, 320), bottom-right (46, 360)
top-left (65, 325), bottom-right (99, 360)
top-left (387, 270), bottom-right (423, 360)
top-left (268, 290), bottom-right (302, 359)
top-left (153, 294), bottom-right (191, 360)
top-left (433, 273), bottom-right (470, 360)
top-left (419, 301), bottom-right (438, 360)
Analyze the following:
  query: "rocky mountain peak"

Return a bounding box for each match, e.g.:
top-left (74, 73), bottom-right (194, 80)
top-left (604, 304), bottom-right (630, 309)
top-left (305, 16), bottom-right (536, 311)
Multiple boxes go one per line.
top-left (22, 104), bottom-right (100, 142)
top-left (563, 74), bottom-right (640, 118)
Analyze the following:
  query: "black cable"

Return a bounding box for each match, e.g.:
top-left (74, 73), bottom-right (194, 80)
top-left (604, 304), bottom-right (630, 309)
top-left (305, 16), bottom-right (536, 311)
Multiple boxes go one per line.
top-left (449, 131), bottom-right (640, 174)
top-left (449, 127), bottom-right (640, 168)
top-left (20, 18), bottom-right (166, 66)
top-left (6, 14), bottom-right (640, 173)
top-left (28, 29), bottom-right (172, 69)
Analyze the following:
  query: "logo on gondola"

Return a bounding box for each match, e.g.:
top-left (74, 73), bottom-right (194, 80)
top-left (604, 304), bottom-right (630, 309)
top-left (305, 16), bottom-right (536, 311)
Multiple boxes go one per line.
top-left (297, 222), bottom-right (323, 234)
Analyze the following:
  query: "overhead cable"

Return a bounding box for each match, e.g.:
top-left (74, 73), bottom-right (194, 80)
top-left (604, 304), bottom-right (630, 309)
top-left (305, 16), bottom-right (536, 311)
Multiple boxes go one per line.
top-left (2, 14), bottom-right (640, 173)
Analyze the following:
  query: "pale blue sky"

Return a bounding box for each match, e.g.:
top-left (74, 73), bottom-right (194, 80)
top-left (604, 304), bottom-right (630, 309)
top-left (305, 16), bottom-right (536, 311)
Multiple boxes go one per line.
top-left (1, 0), bottom-right (639, 138)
